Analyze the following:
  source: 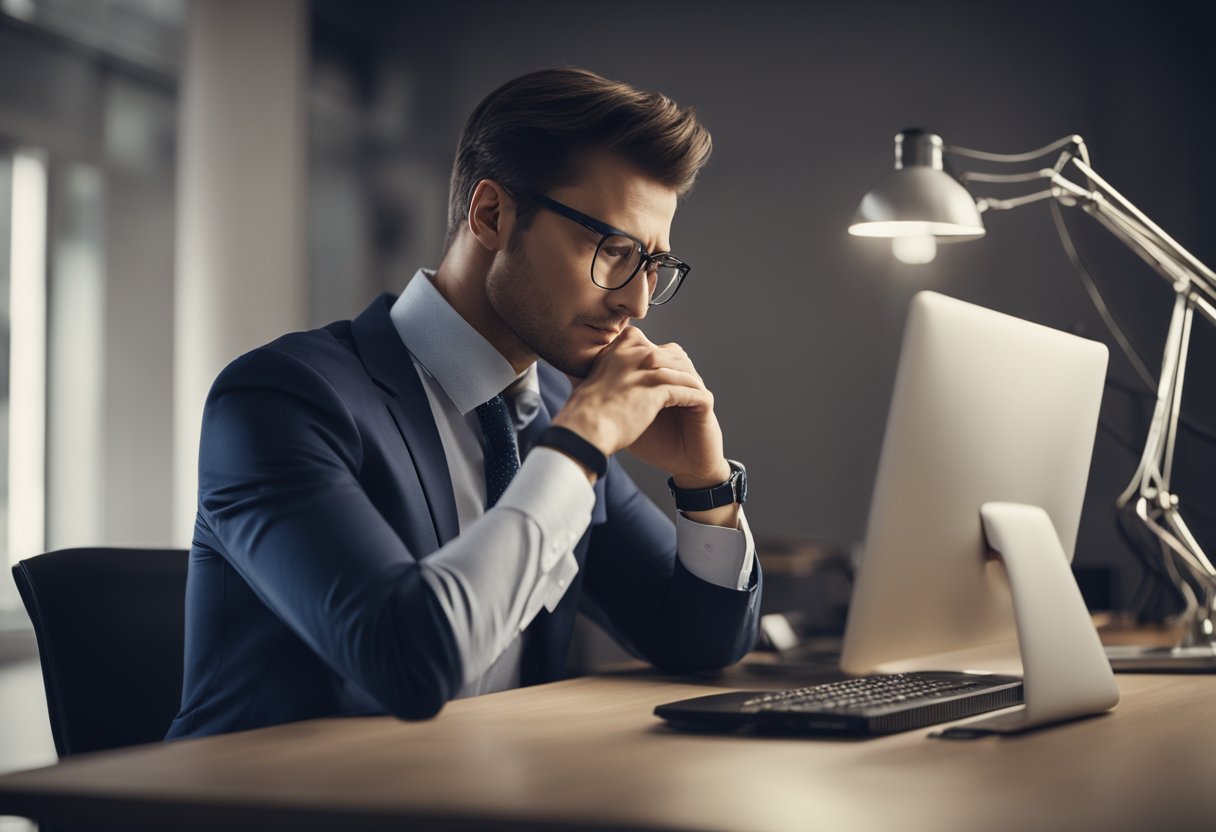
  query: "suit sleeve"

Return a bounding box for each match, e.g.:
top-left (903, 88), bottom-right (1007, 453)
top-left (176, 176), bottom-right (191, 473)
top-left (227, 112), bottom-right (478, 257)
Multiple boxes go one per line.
top-left (198, 347), bottom-right (462, 720)
top-left (578, 457), bottom-right (763, 672)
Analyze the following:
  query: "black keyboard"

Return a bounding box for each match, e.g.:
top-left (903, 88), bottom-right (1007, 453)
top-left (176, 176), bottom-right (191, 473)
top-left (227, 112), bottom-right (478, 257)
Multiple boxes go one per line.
top-left (654, 671), bottom-right (1024, 737)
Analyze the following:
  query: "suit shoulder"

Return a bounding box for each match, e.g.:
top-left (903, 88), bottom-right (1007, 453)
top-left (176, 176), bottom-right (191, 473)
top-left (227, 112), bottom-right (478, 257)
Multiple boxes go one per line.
top-left (265, 320), bottom-right (356, 367)
top-left (213, 321), bottom-right (360, 395)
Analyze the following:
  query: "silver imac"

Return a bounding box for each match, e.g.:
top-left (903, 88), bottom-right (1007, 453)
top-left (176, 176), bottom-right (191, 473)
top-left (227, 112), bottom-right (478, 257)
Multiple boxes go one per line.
top-left (841, 291), bottom-right (1119, 731)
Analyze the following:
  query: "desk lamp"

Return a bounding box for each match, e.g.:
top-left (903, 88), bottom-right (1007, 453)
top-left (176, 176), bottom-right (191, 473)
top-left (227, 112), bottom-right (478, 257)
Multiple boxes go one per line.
top-left (849, 129), bottom-right (1216, 670)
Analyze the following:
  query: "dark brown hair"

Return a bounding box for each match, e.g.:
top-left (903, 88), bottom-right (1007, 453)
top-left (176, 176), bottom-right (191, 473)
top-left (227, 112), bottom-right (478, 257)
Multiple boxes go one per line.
top-left (445, 67), bottom-right (713, 249)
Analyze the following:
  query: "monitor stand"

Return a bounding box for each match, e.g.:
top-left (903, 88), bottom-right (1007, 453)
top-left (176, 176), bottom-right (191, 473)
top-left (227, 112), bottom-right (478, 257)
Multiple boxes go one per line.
top-left (956, 502), bottom-right (1120, 733)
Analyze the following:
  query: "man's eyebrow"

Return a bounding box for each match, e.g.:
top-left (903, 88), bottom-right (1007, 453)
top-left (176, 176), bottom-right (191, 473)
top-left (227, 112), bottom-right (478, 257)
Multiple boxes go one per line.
top-left (611, 220), bottom-right (664, 254)
top-left (568, 202), bottom-right (664, 253)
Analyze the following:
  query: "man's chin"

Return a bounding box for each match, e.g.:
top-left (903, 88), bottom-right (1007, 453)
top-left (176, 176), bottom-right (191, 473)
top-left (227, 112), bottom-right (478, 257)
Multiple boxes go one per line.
top-left (539, 345), bottom-right (601, 380)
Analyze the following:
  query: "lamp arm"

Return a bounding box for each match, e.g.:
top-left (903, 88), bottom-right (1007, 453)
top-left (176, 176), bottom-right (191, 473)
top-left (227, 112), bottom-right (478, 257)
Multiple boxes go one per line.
top-left (946, 134), bottom-right (1087, 163)
top-left (1068, 157), bottom-right (1216, 287)
top-left (956, 147), bottom-right (1216, 317)
top-left (1071, 183), bottom-right (1216, 320)
top-left (976, 188), bottom-right (1060, 212)
top-left (951, 147), bottom-right (1216, 318)
top-left (963, 169), bottom-right (1058, 184)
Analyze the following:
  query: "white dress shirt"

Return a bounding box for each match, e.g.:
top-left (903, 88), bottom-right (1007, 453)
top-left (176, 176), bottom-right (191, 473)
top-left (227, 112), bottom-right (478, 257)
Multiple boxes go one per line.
top-left (392, 269), bottom-right (755, 697)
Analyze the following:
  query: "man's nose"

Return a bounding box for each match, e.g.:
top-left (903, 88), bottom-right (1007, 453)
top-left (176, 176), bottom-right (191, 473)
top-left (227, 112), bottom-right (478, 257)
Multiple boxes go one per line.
top-left (612, 269), bottom-right (650, 320)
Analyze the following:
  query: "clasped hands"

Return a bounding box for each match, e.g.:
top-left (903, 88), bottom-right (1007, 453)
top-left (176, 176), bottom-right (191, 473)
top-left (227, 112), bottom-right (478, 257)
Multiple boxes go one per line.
top-left (552, 327), bottom-right (733, 494)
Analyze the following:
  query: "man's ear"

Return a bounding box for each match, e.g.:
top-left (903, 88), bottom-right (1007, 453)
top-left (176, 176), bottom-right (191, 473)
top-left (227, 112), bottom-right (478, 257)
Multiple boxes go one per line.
top-left (467, 179), bottom-right (515, 252)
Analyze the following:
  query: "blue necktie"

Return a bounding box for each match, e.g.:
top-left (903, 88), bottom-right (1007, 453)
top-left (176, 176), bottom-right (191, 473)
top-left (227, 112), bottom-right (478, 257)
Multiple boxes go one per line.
top-left (475, 394), bottom-right (521, 509)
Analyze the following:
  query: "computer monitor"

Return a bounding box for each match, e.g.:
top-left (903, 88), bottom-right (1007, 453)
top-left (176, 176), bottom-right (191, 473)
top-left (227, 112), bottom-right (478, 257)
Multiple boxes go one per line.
top-left (841, 291), bottom-right (1110, 690)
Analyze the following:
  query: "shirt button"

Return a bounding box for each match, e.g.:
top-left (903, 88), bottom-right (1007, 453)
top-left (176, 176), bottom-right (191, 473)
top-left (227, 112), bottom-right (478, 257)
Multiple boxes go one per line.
top-left (557, 578), bottom-right (566, 589)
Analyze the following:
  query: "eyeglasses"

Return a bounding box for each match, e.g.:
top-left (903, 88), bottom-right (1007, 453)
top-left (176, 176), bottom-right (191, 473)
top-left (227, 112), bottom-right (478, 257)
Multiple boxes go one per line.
top-left (531, 194), bottom-right (690, 306)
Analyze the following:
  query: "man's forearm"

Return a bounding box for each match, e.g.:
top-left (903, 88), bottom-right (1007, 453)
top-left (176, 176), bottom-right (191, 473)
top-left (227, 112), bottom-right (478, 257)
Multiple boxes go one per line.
top-left (419, 447), bottom-right (594, 686)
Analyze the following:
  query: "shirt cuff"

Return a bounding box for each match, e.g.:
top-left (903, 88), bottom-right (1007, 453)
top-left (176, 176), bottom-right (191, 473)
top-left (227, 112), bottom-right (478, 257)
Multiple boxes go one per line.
top-left (676, 508), bottom-right (755, 591)
top-left (497, 446), bottom-right (596, 570)
top-left (498, 447), bottom-right (594, 627)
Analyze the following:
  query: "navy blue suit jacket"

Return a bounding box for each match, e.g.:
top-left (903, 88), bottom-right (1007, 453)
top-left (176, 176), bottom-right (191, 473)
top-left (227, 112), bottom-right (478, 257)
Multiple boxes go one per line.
top-left (166, 293), bottom-right (761, 739)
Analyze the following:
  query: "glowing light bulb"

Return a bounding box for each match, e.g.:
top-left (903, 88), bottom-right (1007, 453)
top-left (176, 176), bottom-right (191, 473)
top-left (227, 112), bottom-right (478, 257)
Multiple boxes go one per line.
top-left (891, 235), bottom-right (937, 265)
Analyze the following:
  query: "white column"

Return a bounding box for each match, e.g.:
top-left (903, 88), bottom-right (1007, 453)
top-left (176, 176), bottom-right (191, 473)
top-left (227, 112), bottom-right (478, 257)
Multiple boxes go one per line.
top-left (174, 0), bottom-right (307, 545)
top-left (47, 164), bottom-right (105, 552)
top-left (7, 150), bottom-right (48, 565)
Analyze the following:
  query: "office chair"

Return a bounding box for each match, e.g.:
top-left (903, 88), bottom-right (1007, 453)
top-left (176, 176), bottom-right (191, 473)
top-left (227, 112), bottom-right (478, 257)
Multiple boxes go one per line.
top-left (12, 547), bottom-right (189, 757)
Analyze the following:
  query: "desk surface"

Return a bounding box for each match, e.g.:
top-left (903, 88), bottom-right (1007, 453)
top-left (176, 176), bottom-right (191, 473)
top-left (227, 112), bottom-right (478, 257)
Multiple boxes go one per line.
top-left (1, 669), bottom-right (1212, 832)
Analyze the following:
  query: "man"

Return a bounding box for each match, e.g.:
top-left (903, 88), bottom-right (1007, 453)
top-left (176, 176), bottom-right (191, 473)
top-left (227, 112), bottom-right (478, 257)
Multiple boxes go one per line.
top-left (167, 67), bottom-right (761, 739)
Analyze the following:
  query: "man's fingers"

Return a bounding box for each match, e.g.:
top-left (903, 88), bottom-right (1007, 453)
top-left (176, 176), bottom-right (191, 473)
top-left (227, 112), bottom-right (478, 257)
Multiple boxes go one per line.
top-left (600, 331), bottom-right (699, 379)
top-left (660, 382), bottom-right (714, 411)
top-left (612, 326), bottom-right (651, 349)
top-left (642, 367), bottom-right (702, 390)
top-left (639, 341), bottom-right (702, 382)
top-left (640, 368), bottom-right (713, 410)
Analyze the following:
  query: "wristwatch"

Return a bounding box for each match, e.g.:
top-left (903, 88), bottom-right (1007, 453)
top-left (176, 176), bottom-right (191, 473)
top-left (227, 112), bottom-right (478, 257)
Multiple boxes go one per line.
top-left (667, 460), bottom-right (748, 512)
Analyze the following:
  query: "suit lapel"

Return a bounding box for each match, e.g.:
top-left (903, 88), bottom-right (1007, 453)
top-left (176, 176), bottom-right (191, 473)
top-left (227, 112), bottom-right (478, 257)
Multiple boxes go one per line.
top-left (351, 294), bottom-right (460, 547)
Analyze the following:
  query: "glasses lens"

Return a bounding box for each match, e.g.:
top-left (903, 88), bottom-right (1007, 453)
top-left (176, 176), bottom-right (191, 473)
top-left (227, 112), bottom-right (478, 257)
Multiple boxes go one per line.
top-left (649, 263), bottom-right (684, 305)
top-left (592, 235), bottom-right (641, 289)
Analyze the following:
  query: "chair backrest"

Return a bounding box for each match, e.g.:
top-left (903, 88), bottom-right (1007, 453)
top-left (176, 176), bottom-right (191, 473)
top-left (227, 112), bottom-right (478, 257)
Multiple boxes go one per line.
top-left (12, 547), bottom-right (188, 757)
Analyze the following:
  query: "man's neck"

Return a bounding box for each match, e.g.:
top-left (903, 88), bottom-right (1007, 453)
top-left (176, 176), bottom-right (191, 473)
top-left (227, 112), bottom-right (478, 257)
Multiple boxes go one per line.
top-left (432, 244), bottom-right (535, 375)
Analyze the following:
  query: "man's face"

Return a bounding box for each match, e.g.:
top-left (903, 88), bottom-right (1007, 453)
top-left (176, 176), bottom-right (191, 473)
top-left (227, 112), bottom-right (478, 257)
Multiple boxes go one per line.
top-left (485, 153), bottom-right (679, 377)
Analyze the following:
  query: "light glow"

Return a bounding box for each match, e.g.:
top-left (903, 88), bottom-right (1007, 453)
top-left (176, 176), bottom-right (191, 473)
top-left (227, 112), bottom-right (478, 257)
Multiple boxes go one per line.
top-left (0, 0), bottom-right (36, 21)
top-left (8, 150), bottom-right (48, 565)
top-left (849, 220), bottom-right (985, 238)
top-left (891, 236), bottom-right (938, 265)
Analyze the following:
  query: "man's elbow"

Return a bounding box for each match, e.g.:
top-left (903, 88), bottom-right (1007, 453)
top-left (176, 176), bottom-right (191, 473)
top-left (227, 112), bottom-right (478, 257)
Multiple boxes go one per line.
top-left (359, 658), bottom-right (459, 722)
top-left (385, 687), bottom-right (449, 721)
top-left (357, 590), bottom-right (464, 721)
top-left (653, 617), bottom-right (760, 673)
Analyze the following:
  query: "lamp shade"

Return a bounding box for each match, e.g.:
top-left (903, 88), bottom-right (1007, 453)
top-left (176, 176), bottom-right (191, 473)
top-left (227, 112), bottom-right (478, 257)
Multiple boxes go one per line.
top-left (849, 130), bottom-right (985, 239)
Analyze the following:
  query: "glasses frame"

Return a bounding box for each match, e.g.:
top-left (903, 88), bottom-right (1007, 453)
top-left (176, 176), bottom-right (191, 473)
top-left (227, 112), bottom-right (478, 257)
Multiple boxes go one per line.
top-left (530, 194), bottom-right (690, 306)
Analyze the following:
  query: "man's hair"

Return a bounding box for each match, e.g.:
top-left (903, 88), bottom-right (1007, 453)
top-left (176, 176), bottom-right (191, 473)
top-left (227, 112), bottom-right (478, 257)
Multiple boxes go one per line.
top-left (445, 66), bottom-right (713, 249)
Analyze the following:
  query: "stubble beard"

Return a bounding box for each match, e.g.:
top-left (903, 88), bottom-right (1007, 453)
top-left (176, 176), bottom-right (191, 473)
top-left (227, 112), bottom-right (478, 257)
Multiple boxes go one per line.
top-left (485, 247), bottom-right (600, 379)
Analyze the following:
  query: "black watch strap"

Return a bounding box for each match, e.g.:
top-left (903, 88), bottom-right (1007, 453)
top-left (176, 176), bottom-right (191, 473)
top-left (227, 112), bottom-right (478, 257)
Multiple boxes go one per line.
top-left (668, 460), bottom-right (747, 512)
top-left (536, 426), bottom-right (608, 478)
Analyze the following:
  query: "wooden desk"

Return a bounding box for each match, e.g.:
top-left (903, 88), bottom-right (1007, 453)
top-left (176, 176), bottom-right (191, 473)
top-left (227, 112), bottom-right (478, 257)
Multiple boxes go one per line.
top-left (0, 670), bottom-right (1213, 832)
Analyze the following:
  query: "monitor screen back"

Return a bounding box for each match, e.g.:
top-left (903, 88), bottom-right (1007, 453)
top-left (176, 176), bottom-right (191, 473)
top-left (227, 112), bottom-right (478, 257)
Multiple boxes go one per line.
top-left (841, 291), bottom-right (1109, 674)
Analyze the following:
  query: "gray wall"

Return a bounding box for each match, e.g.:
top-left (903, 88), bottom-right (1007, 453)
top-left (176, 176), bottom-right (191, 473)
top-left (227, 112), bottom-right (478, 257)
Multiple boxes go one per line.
top-left (313, 0), bottom-right (1216, 612)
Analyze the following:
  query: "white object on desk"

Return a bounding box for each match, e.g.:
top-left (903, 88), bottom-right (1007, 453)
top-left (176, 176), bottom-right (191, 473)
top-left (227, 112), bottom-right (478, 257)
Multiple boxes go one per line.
top-left (841, 291), bottom-right (1116, 730)
top-left (967, 502), bottom-right (1119, 732)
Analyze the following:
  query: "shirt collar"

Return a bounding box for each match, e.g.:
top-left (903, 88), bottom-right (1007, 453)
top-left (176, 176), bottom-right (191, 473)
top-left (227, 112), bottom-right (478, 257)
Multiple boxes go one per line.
top-left (390, 269), bottom-right (539, 418)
